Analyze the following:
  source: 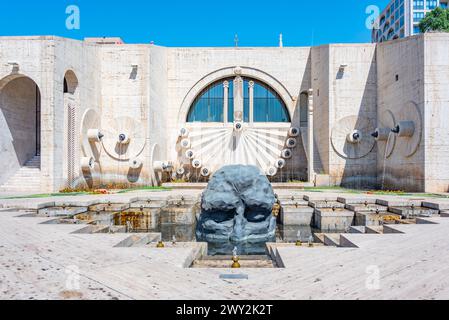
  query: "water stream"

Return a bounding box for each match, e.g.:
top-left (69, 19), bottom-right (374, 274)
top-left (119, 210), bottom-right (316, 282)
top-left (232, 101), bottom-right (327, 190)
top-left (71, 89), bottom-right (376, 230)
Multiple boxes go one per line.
top-left (381, 132), bottom-right (393, 190)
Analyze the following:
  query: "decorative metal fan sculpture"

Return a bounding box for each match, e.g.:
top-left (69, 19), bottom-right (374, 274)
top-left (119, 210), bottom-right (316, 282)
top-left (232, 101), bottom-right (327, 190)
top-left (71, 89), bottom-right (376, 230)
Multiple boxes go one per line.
top-left (395, 101), bottom-right (422, 158)
top-left (375, 109), bottom-right (397, 159)
top-left (80, 108), bottom-right (101, 160)
top-left (331, 115), bottom-right (376, 159)
top-left (101, 116), bottom-right (146, 161)
top-left (176, 124), bottom-right (298, 178)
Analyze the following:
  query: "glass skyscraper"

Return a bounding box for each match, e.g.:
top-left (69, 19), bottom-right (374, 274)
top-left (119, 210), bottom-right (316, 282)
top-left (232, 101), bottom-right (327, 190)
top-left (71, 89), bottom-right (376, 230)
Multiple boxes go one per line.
top-left (372, 0), bottom-right (448, 42)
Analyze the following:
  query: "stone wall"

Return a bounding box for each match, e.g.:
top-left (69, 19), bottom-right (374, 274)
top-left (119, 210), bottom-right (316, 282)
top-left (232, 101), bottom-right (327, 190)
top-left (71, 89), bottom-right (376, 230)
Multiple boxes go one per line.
top-left (311, 45), bottom-right (330, 176)
top-left (97, 44), bottom-right (152, 187)
top-left (377, 35), bottom-right (425, 191)
top-left (148, 45), bottom-right (169, 184)
top-left (423, 33), bottom-right (449, 192)
top-left (53, 38), bottom-right (100, 190)
top-left (328, 44), bottom-right (378, 189)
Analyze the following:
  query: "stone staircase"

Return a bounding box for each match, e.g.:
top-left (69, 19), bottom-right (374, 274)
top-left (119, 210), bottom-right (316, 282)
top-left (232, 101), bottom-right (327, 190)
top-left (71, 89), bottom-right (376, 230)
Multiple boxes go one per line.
top-left (0, 156), bottom-right (41, 193)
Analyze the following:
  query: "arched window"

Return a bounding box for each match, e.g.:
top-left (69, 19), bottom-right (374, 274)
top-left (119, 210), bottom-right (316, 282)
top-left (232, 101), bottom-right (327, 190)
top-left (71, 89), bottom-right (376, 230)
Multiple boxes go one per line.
top-left (64, 70), bottom-right (79, 94)
top-left (187, 77), bottom-right (290, 123)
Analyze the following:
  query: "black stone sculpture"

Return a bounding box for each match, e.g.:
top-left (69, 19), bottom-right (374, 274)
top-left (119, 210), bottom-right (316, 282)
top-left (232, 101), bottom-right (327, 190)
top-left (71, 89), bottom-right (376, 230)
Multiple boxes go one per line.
top-left (196, 165), bottom-right (277, 254)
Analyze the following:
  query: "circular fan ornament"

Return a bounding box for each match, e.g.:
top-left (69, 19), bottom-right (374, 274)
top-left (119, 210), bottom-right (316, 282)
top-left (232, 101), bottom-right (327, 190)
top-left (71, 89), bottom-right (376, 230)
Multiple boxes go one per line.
top-left (234, 122), bottom-right (244, 132)
top-left (101, 116), bottom-right (146, 161)
top-left (275, 159), bottom-right (286, 169)
top-left (81, 109), bottom-right (102, 159)
top-left (177, 124), bottom-right (292, 177)
top-left (289, 127), bottom-right (300, 137)
top-left (200, 167), bottom-right (211, 177)
top-left (331, 115), bottom-right (376, 160)
top-left (266, 166), bottom-right (278, 177)
top-left (281, 149), bottom-right (293, 159)
top-left (375, 110), bottom-right (397, 159)
top-left (118, 133), bottom-right (130, 145)
top-left (395, 101), bottom-right (422, 158)
top-left (176, 166), bottom-right (186, 176)
top-left (185, 149), bottom-right (195, 160)
top-left (81, 157), bottom-right (95, 171)
top-left (153, 161), bottom-right (173, 172)
top-left (192, 159), bottom-right (202, 169)
top-left (286, 138), bottom-right (297, 148)
top-left (179, 128), bottom-right (189, 138)
top-left (129, 158), bottom-right (143, 170)
top-left (181, 138), bottom-right (191, 149)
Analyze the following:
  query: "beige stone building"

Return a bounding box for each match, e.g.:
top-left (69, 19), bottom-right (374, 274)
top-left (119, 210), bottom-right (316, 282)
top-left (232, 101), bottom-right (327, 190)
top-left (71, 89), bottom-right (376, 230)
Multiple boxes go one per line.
top-left (0, 33), bottom-right (448, 193)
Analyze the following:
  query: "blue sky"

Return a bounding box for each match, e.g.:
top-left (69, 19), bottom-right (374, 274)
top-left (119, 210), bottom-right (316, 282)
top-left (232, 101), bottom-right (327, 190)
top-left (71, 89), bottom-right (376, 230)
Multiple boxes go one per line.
top-left (0, 0), bottom-right (391, 46)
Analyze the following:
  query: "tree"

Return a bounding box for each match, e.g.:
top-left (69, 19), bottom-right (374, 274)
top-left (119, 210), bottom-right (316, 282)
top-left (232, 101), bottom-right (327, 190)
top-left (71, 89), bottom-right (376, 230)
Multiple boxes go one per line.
top-left (419, 7), bottom-right (449, 33)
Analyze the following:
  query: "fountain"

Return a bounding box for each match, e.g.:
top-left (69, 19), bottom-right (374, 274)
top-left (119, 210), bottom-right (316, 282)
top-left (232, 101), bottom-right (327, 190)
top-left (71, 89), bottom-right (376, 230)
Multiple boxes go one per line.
top-left (308, 235), bottom-right (314, 247)
top-left (196, 165), bottom-right (277, 255)
top-left (295, 230), bottom-right (302, 246)
top-left (231, 247), bottom-right (241, 269)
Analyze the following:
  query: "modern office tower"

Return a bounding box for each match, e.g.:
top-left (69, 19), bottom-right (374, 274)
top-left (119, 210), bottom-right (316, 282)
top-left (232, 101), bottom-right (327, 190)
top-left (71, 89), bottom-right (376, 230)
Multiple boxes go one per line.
top-left (372, 0), bottom-right (449, 42)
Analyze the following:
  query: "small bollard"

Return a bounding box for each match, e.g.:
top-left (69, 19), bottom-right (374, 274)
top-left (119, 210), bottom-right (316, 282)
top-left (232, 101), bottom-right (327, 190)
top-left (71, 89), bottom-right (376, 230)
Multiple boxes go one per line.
top-left (231, 256), bottom-right (241, 269)
top-left (308, 235), bottom-right (314, 247)
top-left (231, 247), bottom-right (241, 268)
top-left (295, 230), bottom-right (302, 246)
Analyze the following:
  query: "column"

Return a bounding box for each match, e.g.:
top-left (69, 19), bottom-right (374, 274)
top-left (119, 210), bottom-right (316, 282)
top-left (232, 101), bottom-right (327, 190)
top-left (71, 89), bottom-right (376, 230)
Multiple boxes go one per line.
top-left (223, 81), bottom-right (229, 123)
top-left (233, 76), bottom-right (244, 122)
top-left (249, 80), bottom-right (254, 124)
top-left (307, 89), bottom-right (315, 183)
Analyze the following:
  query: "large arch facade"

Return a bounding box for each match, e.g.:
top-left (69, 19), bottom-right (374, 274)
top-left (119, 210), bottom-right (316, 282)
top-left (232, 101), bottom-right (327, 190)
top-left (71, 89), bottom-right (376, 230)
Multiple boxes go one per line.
top-left (173, 67), bottom-right (307, 183)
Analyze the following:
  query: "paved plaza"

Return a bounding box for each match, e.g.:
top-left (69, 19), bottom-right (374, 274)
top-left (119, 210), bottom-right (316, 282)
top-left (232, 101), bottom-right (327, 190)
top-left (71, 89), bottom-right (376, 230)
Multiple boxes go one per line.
top-left (1, 189), bottom-right (449, 300)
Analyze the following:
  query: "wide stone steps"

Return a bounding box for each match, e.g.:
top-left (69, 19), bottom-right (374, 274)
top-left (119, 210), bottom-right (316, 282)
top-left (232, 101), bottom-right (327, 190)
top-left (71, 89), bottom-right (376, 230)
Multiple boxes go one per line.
top-left (0, 156), bottom-right (41, 192)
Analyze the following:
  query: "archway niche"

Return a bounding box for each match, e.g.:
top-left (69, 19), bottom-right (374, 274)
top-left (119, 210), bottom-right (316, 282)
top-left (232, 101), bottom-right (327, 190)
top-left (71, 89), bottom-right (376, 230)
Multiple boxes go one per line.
top-left (0, 75), bottom-right (41, 185)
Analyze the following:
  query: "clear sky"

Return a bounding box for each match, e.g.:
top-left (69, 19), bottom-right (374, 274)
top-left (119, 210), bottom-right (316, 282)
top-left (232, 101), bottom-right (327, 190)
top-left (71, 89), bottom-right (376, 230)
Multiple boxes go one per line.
top-left (0, 0), bottom-right (391, 46)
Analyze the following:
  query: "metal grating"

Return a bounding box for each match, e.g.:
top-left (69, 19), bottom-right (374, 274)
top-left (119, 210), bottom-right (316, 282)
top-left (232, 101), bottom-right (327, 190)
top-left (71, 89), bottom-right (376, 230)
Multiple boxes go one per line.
top-left (67, 103), bottom-right (76, 185)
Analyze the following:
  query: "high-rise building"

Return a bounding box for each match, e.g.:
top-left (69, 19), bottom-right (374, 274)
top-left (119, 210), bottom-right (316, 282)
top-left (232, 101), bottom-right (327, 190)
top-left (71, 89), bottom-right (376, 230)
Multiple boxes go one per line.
top-left (372, 0), bottom-right (449, 42)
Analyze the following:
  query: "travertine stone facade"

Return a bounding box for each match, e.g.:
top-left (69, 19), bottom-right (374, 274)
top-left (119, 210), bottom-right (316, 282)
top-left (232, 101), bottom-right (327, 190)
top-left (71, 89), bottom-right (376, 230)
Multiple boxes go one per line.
top-left (0, 33), bottom-right (448, 192)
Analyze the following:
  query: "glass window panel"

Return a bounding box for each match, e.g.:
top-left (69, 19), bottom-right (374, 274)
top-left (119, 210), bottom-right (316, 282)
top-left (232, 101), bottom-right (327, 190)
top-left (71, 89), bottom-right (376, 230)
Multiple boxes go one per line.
top-left (228, 80), bottom-right (234, 122)
top-left (243, 80), bottom-right (250, 122)
top-left (187, 80), bottom-right (227, 122)
top-left (250, 80), bottom-right (290, 123)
